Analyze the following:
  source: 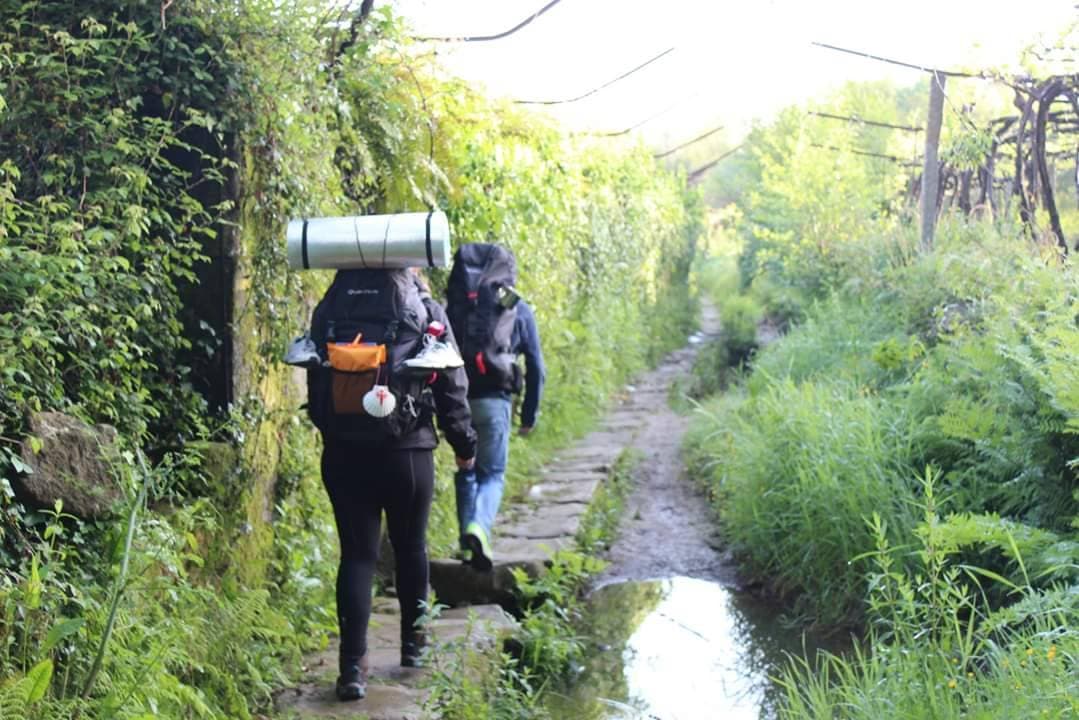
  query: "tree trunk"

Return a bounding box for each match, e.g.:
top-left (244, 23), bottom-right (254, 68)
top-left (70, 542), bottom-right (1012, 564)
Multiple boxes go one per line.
top-left (1014, 89), bottom-right (1036, 232)
top-left (958, 170), bottom-right (972, 214)
top-left (1033, 78), bottom-right (1067, 254)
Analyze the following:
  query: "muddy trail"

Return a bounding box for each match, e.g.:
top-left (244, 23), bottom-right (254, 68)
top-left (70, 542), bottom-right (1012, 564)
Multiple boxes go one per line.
top-left (594, 303), bottom-right (734, 589)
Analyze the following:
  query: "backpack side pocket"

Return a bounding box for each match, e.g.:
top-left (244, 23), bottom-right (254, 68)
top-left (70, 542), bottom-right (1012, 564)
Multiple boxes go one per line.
top-left (331, 369), bottom-right (376, 415)
top-left (327, 335), bottom-right (387, 416)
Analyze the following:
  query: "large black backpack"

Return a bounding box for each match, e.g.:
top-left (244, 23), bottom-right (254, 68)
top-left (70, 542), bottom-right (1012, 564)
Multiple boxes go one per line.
top-left (306, 269), bottom-right (433, 442)
top-left (446, 243), bottom-right (521, 394)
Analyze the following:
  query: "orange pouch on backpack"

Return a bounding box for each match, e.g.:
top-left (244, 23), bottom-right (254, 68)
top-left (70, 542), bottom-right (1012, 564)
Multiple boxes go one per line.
top-left (327, 334), bottom-right (387, 414)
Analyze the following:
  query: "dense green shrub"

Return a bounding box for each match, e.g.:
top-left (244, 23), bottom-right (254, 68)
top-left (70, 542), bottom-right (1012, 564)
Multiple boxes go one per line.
top-left (0, 3), bottom-right (229, 450)
top-left (779, 489), bottom-right (1079, 720)
top-left (690, 223), bottom-right (1077, 625)
top-left (718, 294), bottom-right (763, 366)
top-left (748, 293), bottom-right (916, 390)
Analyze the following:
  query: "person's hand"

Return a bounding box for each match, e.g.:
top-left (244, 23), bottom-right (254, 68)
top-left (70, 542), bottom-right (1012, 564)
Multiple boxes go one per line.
top-left (518, 425), bottom-right (533, 437)
top-left (456, 456), bottom-right (475, 470)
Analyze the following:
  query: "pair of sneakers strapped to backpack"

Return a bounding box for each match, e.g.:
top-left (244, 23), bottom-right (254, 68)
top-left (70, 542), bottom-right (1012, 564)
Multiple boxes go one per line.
top-left (285, 321), bottom-right (462, 371)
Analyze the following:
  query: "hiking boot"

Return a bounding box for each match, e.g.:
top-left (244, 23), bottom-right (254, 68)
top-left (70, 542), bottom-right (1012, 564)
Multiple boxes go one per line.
top-left (401, 633), bottom-right (428, 668)
top-left (335, 654), bottom-right (369, 701)
top-left (463, 522), bottom-right (493, 572)
top-left (404, 333), bottom-right (464, 370)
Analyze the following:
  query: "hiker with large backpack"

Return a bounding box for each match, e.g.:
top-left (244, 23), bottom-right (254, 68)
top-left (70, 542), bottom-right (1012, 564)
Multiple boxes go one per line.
top-left (296, 267), bottom-right (476, 701)
top-left (446, 243), bottom-right (545, 571)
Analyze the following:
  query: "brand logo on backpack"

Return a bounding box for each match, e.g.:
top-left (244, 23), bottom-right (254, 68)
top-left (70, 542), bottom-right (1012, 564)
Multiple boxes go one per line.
top-left (347, 288), bottom-right (379, 296)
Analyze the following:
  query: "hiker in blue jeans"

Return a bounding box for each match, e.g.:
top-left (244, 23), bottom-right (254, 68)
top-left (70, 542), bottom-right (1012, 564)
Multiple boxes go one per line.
top-left (455, 300), bottom-right (545, 570)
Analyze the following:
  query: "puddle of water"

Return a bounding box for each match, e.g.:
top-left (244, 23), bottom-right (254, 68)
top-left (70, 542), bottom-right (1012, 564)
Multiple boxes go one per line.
top-left (545, 576), bottom-right (848, 720)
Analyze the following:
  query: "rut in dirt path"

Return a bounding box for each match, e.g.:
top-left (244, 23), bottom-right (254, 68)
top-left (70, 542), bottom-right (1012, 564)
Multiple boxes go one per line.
top-left (594, 301), bottom-right (736, 589)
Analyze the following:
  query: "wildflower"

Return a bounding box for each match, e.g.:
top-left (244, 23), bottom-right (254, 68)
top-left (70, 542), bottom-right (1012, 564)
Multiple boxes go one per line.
top-left (1047, 645), bottom-right (1057, 663)
top-left (948, 679), bottom-right (957, 689)
top-left (967, 672), bottom-right (974, 679)
top-left (1026, 648), bottom-right (1034, 656)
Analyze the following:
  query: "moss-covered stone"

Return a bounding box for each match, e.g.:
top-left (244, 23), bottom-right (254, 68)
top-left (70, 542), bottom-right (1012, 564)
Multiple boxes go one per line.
top-left (16, 412), bottom-right (123, 520)
top-left (188, 441), bottom-right (242, 491)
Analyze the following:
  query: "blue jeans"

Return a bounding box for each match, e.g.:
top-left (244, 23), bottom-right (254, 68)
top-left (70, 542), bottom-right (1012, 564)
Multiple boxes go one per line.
top-left (455, 396), bottom-right (511, 546)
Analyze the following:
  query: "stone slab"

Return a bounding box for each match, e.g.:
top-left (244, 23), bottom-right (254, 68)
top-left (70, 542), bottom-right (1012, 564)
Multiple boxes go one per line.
top-left (518, 501), bottom-right (589, 523)
top-left (580, 432), bottom-right (633, 445)
top-left (275, 604), bottom-right (515, 718)
top-left (429, 558), bottom-right (541, 607)
top-left (600, 421), bottom-right (643, 433)
top-left (560, 443), bottom-right (624, 462)
top-left (527, 479), bottom-right (600, 504)
top-left (546, 460), bottom-right (612, 475)
top-left (496, 535), bottom-right (574, 561)
top-left (429, 605), bottom-right (519, 649)
top-left (276, 682), bottom-right (425, 719)
top-left (498, 512), bottom-right (582, 540)
top-left (539, 469), bottom-right (607, 485)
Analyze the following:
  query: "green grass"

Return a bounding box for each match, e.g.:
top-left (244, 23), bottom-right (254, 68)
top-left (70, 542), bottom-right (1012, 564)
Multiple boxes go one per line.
top-left (688, 378), bottom-right (920, 627)
top-left (688, 220), bottom-right (1078, 717)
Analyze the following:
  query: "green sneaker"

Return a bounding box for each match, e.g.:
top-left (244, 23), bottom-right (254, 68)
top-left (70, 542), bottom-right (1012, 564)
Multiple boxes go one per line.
top-left (463, 522), bottom-right (493, 572)
top-left (455, 547), bottom-right (473, 564)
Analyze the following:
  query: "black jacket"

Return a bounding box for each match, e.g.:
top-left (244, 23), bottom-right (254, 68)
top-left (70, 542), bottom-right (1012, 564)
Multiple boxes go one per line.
top-left (396, 297), bottom-right (476, 458)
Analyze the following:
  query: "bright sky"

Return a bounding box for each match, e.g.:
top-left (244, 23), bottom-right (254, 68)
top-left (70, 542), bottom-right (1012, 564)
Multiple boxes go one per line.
top-left (390, 0), bottom-right (1076, 149)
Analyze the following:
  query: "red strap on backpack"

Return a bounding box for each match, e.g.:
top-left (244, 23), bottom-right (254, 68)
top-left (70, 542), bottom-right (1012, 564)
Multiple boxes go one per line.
top-left (474, 351), bottom-right (487, 375)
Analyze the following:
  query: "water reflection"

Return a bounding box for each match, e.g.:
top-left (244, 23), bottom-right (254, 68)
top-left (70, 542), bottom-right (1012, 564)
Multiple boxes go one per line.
top-left (546, 576), bottom-right (845, 720)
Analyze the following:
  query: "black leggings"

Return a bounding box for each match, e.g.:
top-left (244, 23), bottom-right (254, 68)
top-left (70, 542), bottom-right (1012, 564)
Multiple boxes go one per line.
top-left (320, 442), bottom-right (434, 663)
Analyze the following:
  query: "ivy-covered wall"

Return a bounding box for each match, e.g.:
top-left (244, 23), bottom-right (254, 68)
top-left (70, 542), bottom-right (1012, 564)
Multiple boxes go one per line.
top-left (0, 2), bottom-right (702, 717)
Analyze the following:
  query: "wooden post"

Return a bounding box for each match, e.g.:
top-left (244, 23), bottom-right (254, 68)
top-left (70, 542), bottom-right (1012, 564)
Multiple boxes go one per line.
top-left (920, 72), bottom-right (946, 252)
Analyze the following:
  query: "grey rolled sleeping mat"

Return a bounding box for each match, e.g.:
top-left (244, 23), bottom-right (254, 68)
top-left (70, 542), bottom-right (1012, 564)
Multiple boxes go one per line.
top-left (287, 210), bottom-right (451, 270)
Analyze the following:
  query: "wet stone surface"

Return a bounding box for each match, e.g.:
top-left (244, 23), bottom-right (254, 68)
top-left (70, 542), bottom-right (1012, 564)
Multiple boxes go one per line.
top-left (275, 605), bottom-right (515, 719)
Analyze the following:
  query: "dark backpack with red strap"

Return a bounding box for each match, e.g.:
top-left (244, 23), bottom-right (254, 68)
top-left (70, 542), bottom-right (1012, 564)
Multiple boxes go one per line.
top-left (446, 243), bottom-right (521, 394)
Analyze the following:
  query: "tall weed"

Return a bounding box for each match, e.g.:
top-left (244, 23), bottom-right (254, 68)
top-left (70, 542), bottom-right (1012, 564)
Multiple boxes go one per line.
top-left (690, 378), bottom-right (919, 626)
top-left (777, 476), bottom-right (1078, 719)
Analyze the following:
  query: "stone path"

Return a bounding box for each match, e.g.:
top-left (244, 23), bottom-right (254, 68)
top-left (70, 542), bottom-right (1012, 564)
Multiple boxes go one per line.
top-left (595, 301), bottom-right (733, 587)
top-left (274, 601), bottom-right (515, 719)
top-left (274, 312), bottom-right (718, 719)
